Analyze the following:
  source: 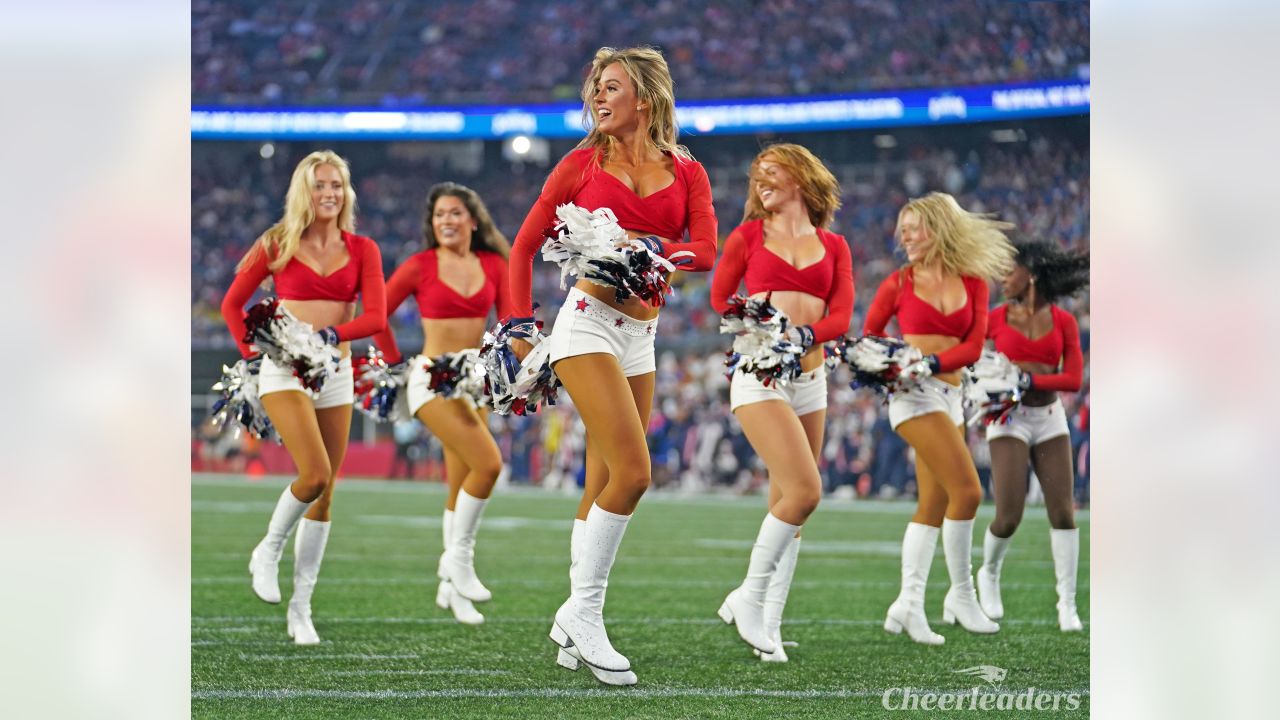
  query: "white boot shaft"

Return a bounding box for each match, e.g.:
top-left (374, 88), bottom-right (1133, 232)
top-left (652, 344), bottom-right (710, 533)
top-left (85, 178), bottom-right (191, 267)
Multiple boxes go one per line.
top-left (977, 527), bottom-right (1012, 620)
top-left (290, 518), bottom-right (330, 610)
top-left (442, 490), bottom-right (491, 602)
top-left (551, 504), bottom-right (634, 682)
top-left (759, 535), bottom-right (801, 662)
top-left (249, 486), bottom-right (311, 604)
top-left (941, 518), bottom-right (999, 634)
top-left (1051, 528), bottom-right (1083, 631)
top-left (884, 522), bottom-right (944, 645)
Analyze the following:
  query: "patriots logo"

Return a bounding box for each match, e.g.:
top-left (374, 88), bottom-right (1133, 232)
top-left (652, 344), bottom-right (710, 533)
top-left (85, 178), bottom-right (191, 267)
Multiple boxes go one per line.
top-left (953, 665), bottom-right (1007, 684)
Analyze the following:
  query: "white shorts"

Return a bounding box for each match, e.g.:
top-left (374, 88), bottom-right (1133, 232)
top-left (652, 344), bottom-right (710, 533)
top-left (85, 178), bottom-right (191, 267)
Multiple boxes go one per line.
top-left (985, 398), bottom-right (1070, 446)
top-left (405, 354), bottom-right (480, 416)
top-left (888, 376), bottom-right (964, 429)
top-left (547, 287), bottom-right (657, 377)
top-left (258, 355), bottom-right (353, 409)
top-left (730, 366), bottom-right (827, 416)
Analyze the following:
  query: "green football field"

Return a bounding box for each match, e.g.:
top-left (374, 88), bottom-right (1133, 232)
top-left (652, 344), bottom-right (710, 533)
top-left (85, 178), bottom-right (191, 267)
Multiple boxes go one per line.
top-left (192, 473), bottom-right (1089, 718)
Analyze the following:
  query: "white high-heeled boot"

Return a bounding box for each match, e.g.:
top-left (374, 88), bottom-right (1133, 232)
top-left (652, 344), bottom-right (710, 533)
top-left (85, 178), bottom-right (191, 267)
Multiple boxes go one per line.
top-left (249, 486), bottom-right (310, 604)
top-left (941, 518), bottom-right (1000, 633)
top-left (756, 535), bottom-right (801, 662)
top-left (977, 526), bottom-right (1011, 620)
top-left (440, 489), bottom-right (491, 602)
top-left (437, 508), bottom-right (483, 624)
top-left (1050, 528), bottom-right (1083, 632)
top-left (550, 504), bottom-right (636, 686)
top-left (287, 518), bottom-right (329, 645)
top-left (718, 513), bottom-right (798, 654)
top-left (884, 522), bottom-right (945, 645)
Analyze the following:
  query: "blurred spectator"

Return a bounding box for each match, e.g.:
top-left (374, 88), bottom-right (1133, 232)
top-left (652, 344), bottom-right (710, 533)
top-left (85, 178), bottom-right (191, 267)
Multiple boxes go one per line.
top-left (193, 0), bottom-right (1089, 106)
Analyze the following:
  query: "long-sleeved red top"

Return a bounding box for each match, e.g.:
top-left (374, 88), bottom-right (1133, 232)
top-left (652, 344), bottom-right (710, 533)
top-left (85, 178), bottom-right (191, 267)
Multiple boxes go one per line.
top-left (710, 219), bottom-right (855, 344)
top-left (862, 267), bottom-right (988, 372)
top-left (371, 249), bottom-right (510, 364)
top-left (221, 231), bottom-right (387, 358)
top-left (508, 147), bottom-right (719, 317)
top-left (988, 303), bottom-right (1083, 392)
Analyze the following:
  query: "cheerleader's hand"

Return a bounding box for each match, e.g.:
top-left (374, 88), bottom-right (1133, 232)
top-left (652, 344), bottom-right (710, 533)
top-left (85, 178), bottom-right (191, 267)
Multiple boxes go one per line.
top-left (895, 355), bottom-right (937, 390)
top-left (783, 325), bottom-right (816, 351)
top-left (510, 337), bottom-right (534, 363)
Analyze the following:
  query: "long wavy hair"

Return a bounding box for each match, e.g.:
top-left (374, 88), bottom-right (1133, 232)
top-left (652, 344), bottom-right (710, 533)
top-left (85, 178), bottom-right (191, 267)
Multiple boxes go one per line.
top-left (576, 46), bottom-right (692, 163)
top-left (898, 192), bottom-right (1015, 278)
top-left (238, 150), bottom-right (358, 272)
top-left (421, 182), bottom-right (509, 259)
top-left (741, 143), bottom-right (842, 229)
top-left (1014, 239), bottom-right (1089, 302)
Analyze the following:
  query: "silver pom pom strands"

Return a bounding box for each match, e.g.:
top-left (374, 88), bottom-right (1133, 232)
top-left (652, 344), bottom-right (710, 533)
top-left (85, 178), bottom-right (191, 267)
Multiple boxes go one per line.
top-left (477, 317), bottom-right (560, 416)
top-left (422, 349), bottom-right (487, 409)
top-left (541, 204), bottom-right (691, 308)
top-left (352, 347), bottom-right (411, 423)
top-left (965, 349), bottom-right (1026, 426)
top-left (719, 294), bottom-right (806, 386)
top-left (829, 335), bottom-right (926, 396)
top-left (209, 358), bottom-right (278, 442)
top-left (242, 298), bottom-right (341, 393)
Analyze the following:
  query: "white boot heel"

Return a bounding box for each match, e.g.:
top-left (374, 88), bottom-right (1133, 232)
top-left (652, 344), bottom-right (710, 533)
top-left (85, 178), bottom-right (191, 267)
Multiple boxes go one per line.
top-left (942, 607), bottom-right (956, 625)
top-left (549, 613), bottom-right (636, 686)
top-left (716, 600), bottom-right (735, 625)
top-left (884, 615), bottom-right (904, 634)
top-left (886, 598), bottom-right (945, 645)
top-left (435, 579), bottom-right (450, 610)
top-left (718, 588), bottom-right (776, 654)
top-left (556, 647), bottom-right (580, 671)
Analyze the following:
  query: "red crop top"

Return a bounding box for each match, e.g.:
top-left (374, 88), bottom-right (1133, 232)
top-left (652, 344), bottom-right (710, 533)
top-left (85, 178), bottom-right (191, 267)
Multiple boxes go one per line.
top-left (508, 147), bottom-right (719, 317)
top-left (862, 267), bottom-right (989, 372)
top-left (710, 219), bottom-right (855, 344)
top-left (221, 231), bottom-right (387, 358)
top-left (988, 304), bottom-right (1083, 392)
top-left (372, 249), bottom-right (510, 364)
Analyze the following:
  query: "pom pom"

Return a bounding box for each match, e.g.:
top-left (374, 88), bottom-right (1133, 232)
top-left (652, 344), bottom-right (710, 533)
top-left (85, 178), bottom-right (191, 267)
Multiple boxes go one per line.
top-left (209, 358), bottom-right (278, 442)
top-left (540, 204), bottom-right (678, 307)
top-left (964, 349), bottom-right (1025, 426)
top-left (352, 347), bottom-right (411, 423)
top-left (421, 349), bottom-right (486, 408)
top-left (477, 317), bottom-right (561, 416)
top-left (832, 335), bottom-right (925, 395)
top-left (242, 298), bottom-right (341, 393)
top-left (718, 295), bottom-right (805, 386)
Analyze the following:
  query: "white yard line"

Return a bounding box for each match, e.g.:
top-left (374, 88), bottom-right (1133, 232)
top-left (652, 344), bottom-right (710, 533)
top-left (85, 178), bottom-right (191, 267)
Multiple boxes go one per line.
top-left (193, 686), bottom-right (1090, 700)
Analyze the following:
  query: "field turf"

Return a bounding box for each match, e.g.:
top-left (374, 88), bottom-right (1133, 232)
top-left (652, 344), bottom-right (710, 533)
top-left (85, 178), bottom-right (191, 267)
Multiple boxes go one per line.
top-left (192, 473), bottom-right (1089, 718)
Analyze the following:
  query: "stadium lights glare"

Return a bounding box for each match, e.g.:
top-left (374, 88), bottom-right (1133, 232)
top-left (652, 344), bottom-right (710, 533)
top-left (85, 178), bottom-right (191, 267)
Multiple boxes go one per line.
top-left (511, 135), bottom-right (532, 155)
top-left (990, 128), bottom-right (1027, 143)
top-left (259, 143), bottom-right (275, 159)
top-left (873, 134), bottom-right (897, 149)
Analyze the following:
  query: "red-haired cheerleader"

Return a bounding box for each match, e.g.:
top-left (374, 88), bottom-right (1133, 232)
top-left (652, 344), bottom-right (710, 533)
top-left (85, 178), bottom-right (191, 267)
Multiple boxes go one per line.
top-left (709, 143), bottom-right (853, 661)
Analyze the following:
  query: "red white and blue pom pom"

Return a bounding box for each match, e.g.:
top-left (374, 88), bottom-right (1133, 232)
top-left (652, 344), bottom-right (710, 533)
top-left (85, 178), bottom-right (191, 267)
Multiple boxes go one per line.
top-left (352, 347), bottom-right (410, 423)
top-left (541, 204), bottom-right (679, 307)
top-left (242, 298), bottom-right (341, 393)
top-left (965, 349), bottom-right (1025, 426)
top-left (420, 349), bottom-right (486, 408)
top-left (831, 335), bottom-right (925, 395)
top-left (477, 317), bottom-right (560, 416)
top-left (719, 294), bottom-right (805, 386)
top-left (209, 358), bottom-right (278, 442)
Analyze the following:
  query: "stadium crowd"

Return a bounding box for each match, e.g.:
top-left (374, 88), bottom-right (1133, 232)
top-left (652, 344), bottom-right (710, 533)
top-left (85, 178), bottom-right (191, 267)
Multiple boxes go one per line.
top-left (192, 125), bottom-right (1089, 504)
top-left (193, 0), bottom-right (1089, 106)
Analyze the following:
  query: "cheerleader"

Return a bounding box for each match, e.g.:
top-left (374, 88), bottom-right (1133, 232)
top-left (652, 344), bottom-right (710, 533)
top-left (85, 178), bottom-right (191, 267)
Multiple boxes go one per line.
top-left (220, 150), bottom-right (386, 644)
top-left (371, 182), bottom-right (510, 625)
top-left (863, 192), bottom-right (1014, 645)
top-left (709, 144), bottom-right (853, 661)
top-left (508, 46), bottom-right (718, 685)
top-left (975, 240), bottom-right (1088, 632)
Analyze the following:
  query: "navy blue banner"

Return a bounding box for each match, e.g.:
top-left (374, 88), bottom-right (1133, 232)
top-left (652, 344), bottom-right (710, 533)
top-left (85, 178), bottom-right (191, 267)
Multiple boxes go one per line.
top-left (191, 80), bottom-right (1089, 140)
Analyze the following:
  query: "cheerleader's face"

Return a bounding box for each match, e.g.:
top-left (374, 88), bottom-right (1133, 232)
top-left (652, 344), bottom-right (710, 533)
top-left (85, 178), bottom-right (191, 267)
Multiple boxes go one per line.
top-left (1003, 264), bottom-right (1033, 300)
top-left (593, 63), bottom-right (643, 136)
top-left (311, 164), bottom-right (344, 222)
top-left (897, 209), bottom-right (933, 263)
top-left (754, 156), bottom-right (800, 213)
top-left (432, 195), bottom-right (475, 252)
